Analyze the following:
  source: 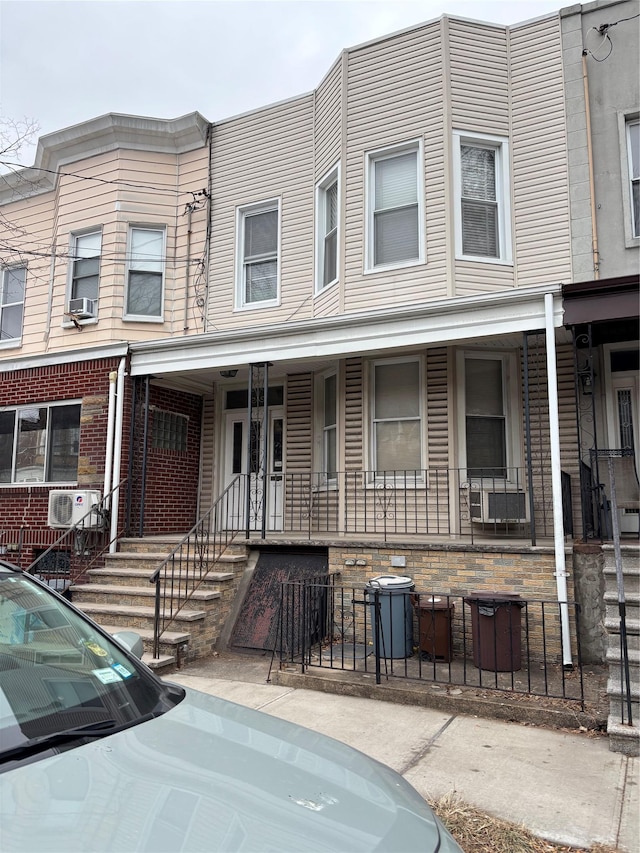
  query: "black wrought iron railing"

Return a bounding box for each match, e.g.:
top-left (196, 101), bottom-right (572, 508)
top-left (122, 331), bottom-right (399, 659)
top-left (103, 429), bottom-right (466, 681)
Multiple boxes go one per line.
top-left (150, 476), bottom-right (246, 658)
top-left (275, 583), bottom-right (585, 707)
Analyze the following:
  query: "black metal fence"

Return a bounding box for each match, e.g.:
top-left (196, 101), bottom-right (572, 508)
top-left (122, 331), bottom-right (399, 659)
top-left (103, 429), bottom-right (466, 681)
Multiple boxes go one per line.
top-left (275, 582), bottom-right (585, 708)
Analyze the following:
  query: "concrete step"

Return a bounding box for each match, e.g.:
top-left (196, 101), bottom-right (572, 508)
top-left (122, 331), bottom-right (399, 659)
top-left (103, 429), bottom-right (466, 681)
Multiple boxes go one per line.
top-left (142, 652), bottom-right (177, 673)
top-left (607, 636), bottom-right (640, 660)
top-left (117, 537), bottom-right (249, 557)
top-left (100, 623), bottom-right (190, 648)
top-left (103, 551), bottom-right (244, 572)
top-left (76, 602), bottom-right (206, 625)
top-left (70, 583), bottom-right (220, 608)
top-left (605, 615), bottom-right (640, 636)
top-left (91, 565), bottom-right (235, 589)
top-left (605, 593), bottom-right (640, 625)
top-left (607, 716), bottom-right (640, 756)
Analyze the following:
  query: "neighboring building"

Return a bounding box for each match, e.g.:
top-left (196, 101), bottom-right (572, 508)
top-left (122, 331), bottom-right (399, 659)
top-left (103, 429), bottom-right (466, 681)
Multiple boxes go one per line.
top-left (1, 5), bottom-right (637, 712)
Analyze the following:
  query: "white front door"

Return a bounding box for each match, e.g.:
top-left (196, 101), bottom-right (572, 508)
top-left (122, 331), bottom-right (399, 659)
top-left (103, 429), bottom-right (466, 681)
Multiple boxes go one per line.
top-left (224, 408), bottom-right (283, 531)
top-left (606, 356), bottom-right (639, 534)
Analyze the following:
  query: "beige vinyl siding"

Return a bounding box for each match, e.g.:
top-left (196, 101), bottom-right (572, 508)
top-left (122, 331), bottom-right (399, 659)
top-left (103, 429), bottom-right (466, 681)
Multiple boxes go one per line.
top-left (343, 23), bottom-right (448, 313)
top-left (510, 16), bottom-right (571, 287)
top-left (448, 21), bottom-right (509, 135)
top-left (200, 392), bottom-right (216, 514)
top-left (313, 281), bottom-right (341, 318)
top-left (283, 373), bottom-right (315, 531)
top-left (344, 358), bottom-right (364, 471)
top-left (314, 58), bottom-right (343, 180)
top-left (207, 95), bottom-right (315, 332)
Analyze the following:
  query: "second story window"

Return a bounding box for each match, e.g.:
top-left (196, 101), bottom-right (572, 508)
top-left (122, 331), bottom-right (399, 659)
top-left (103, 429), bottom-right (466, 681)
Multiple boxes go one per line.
top-left (69, 231), bottom-right (101, 319)
top-left (0, 266), bottom-right (25, 347)
top-left (237, 200), bottom-right (280, 309)
top-left (126, 227), bottom-right (165, 320)
top-left (627, 119), bottom-right (639, 238)
top-left (315, 166), bottom-right (340, 292)
top-left (367, 142), bottom-right (423, 271)
top-left (454, 131), bottom-right (512, 263)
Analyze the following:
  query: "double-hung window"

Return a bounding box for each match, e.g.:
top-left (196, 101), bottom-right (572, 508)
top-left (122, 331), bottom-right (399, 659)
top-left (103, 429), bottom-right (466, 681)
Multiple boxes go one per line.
top-left (0, 403), bottom-right (81, 484)
top-left (0, 266), bottom-right (25, 346)
top-left (627, 119), bottom-right (639, 239)
top-left (371, 359), bottom-right (422, 476)
top-left (125, 227), bottom-right (165, 320)
top-left (69, 230), bottom-right (101, 318)
top-left (237, 200), bottom-right (280, 308)
top-left (453, 131), bottom-right (511, 262)
top-left (316, 372), bottom-right (337, 482)
top-left (315, 165), bottom-right (340, 292)
top-left (367, 142), bottom-right (423, 270)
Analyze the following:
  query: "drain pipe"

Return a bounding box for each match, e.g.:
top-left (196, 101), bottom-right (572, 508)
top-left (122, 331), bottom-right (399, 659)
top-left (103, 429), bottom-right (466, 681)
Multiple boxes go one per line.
top-left (545, 293), bottom-right (573, 667)
top-left (103, 369), bottom-right (118, 510)
top-left (109, 358), bottom-right (127, 553)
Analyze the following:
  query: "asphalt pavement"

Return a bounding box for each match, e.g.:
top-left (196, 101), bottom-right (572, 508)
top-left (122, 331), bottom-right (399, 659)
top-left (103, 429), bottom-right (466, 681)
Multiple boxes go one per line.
top-left (164, 653), bottom-right (639, 852)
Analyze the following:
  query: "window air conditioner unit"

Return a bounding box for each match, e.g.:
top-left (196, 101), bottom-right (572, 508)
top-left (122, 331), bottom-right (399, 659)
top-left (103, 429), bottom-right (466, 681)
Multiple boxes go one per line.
top-left (48, 490), bottom-right (102, 529)
top-left (68, 297), bottom-right (97, 319)
top-left (469, 487), bottom-right (529, 524)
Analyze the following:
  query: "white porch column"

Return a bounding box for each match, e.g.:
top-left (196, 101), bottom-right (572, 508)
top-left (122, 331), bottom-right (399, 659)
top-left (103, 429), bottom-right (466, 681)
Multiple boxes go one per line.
top-left (544, 292), bottom-right (573, 667)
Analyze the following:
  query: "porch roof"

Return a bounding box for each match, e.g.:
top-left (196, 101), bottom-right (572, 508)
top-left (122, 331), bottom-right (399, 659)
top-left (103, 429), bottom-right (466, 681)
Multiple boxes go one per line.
top-left (129, 284), bottom-right (565, 390)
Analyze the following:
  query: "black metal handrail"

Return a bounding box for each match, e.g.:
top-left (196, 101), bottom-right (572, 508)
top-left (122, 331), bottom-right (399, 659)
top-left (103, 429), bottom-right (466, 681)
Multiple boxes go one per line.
top-left (150, 475), bottom-right (246, 658)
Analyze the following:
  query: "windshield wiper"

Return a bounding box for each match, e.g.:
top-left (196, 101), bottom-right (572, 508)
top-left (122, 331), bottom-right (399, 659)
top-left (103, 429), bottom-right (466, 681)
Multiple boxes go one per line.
top-left (0, 718), bottom-right (119, 764)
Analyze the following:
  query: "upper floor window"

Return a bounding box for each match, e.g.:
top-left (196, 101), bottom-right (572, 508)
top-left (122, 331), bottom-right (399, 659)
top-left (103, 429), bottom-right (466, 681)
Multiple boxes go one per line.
top-left (236, 200), bottom-right (280, 309)
top-left (366, 142), bottom-right (423, 271)
top-left (453, 131), bottom-right (512, 263)
top-left (125, 227), bottom-right (165, 320)
top-left (68, 230), bottom-right (101, 320)
top-left (627, 119), bottom-right (639, 238)
top-left (315, 165), bottom-right (340, 292)
top-left (371, 358), bottom-right (422, 476)
top-left (0, 266), bottom-right (25, 347)
top-left (0, 403), bottom-right (81, 484)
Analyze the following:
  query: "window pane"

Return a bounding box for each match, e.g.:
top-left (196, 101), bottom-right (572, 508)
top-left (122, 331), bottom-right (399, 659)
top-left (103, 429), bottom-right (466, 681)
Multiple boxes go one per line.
top-left (15, 408), bottom-right (47, 483)
top-left (325, 182), bottom-right (338, 232)
top-left (375, 152), bottom-right (417, 209)
top-left (466, 417), bottom-right (506, 477)
top-left (244, 210), bottom-right (277, 259)
top-left (324, 374), bottom-right (336, 427)
top-left (323, 229), bottom-right (337, 285)
top-left (325, 427), bottom-right (337, 479)
top-left (48, 405), bottom-right (80, 481)
top-left (375, 421), bottom-right (421, 472)
top-left (1, 304), bottom-right (24, 340)
top-left (2, 267), bottom-right (26, 304)
top-left (629, 122), bottom-right (639, 180)
top-left (0, 411), bottom-right (15, 483)
top-left (246, 260), bottom-right (277, 303)
top-left (465, 359), bottom-right (503, 416)
top-left (462, 200), bottom-right (498, 257)
top-left (374, 205), bottom-right (419, 265)
top-left (461, 146), bottom-right (496, 201)
top-left (75, 232), bottom-right (101, 258)
top-left (127, 271), bottom-right (163, 316)
top-left (375, 362), bottom-right (419, 419)
top-left (130, 229), bottom-right (163, 273)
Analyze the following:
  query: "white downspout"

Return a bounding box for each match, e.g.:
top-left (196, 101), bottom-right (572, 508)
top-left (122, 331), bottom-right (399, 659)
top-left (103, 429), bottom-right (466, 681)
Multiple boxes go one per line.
top-left (103, 370), bottom-right (118, 509)
top-left (109, 358), bottom-right (127, 554)
top-left (544, 292), bottom-right (573, 667)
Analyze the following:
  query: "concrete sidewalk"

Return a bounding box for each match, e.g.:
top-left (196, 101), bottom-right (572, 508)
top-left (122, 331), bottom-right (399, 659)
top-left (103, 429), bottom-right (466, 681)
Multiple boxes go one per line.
top-left (164, 657), bottom-right (638, 852)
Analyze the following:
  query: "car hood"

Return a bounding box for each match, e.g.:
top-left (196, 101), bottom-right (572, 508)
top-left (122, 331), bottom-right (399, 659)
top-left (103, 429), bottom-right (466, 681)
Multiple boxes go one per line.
top-left (0, 685), bottom-right (448, 852)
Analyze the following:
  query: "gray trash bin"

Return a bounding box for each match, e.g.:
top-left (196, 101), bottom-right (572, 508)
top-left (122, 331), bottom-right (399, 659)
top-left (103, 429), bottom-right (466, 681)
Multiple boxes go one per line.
top-left (366, 575), bottom-right (414, 659)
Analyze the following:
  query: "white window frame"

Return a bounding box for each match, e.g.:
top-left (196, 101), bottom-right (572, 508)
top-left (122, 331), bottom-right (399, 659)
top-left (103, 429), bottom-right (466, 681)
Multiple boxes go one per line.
top-left (0, 265), bottom-right (26, 348)
top-left (365, 140), bottom-right (425, 273)
top-left (368, 356), bottom-right (424, 483)
top-left (315, 164), bottom-right (340, 294)
top-left (453, 130), bottom-right (512, 264)
top-left (456, 350), bottom-right (521, 481)
top-left (314, 370), bottom-right (338, 485)
top-left (64, 229), bottom-right (101, 326)
top-left (124, 225), bottom-right (166, 322)
top-left (619, 113), bottom-right (640, 247)
top-left (235, 199), bottom-right (281, 310)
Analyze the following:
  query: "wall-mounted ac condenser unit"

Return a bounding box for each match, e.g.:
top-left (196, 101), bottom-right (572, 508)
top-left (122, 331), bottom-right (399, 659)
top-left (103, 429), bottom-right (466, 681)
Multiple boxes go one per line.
top-left (67, 297), bottom-right (97, 319)
top-left (47, 490), bottom-right (102, 529)
top-left (469, 487), bottom-right (529, 524)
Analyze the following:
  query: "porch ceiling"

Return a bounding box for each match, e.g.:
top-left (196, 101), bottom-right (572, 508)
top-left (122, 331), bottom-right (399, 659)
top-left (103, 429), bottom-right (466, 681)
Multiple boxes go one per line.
top-left (130, 284), bottom-right (568, 392)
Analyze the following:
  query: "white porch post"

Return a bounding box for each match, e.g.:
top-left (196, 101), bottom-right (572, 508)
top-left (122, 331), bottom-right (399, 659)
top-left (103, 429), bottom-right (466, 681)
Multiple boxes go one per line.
top-left (544, 292), bottom-right (573, 667)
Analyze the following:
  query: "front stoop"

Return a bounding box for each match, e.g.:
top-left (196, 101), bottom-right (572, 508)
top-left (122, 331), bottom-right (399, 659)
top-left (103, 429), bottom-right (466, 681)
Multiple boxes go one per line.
top-left (70, 537), bottom-right (247, 674)
top-left (603, 543), bottom-right (640, 756)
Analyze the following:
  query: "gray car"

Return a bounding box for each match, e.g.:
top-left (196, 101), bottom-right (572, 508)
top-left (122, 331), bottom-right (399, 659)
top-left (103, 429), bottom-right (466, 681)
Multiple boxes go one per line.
top-left (0, 560), bottom-right (462, 852)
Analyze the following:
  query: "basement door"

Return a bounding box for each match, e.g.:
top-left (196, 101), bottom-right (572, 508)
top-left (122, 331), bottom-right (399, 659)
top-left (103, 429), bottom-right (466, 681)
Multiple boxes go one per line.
top-left (224, 408), bottom-right (283, 531)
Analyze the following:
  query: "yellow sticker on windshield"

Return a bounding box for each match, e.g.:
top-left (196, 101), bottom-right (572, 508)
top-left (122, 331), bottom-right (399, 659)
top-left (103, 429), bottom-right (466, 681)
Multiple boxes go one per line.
top-left (84, 641), bottom-right (109, 657)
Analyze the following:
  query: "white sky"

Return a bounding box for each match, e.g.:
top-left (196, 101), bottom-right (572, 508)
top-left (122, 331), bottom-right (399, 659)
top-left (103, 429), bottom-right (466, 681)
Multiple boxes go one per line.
top-left (1, 0), bottom-right (564, 167)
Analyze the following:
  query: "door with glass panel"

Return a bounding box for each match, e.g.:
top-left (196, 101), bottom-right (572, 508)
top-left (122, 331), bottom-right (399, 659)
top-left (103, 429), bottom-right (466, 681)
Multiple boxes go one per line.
top-left (607, 358), bottom-right (639, 534)
top-left (224, 409), bottom-right (283, 531)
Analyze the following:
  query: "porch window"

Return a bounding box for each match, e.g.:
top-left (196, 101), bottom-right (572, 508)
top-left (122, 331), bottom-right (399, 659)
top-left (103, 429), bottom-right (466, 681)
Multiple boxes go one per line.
top-left (372, 359), bottom-right (422, 474)
top-left (464, 356), bottom-right (507, 478)
top-left (0, 403), bottom-right (81, 484)
top-left (321, 373), bottom-right (337, 480)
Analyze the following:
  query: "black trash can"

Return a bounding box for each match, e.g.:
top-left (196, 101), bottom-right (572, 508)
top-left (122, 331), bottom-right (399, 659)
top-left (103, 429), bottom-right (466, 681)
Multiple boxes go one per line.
top-left (467, 592), bottom-right (523, 672)
top-left (366, 575), bottom-right (414, 659)
top-left (413, 595), bottom-right (455, 662)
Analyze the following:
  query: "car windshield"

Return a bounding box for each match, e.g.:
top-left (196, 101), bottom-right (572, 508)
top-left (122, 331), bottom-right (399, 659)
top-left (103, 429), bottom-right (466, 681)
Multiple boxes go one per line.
top-left (0, 567), bottom-right (177, 768)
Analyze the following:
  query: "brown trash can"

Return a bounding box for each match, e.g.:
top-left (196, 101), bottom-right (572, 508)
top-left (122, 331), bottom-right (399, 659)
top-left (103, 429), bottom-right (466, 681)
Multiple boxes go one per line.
top-left (413, 596), bottom-right (454, 662)
top-left (467, 592), bottom-right (523, 672)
